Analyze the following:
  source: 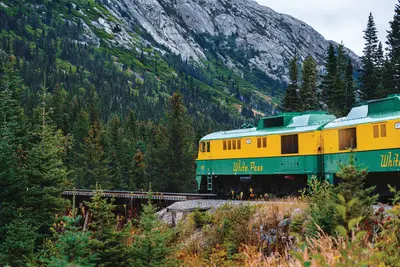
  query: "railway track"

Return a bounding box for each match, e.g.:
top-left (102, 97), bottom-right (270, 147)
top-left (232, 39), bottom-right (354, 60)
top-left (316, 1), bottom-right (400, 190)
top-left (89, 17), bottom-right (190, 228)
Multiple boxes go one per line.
top-left (62, 189), bottom-right (217, 201)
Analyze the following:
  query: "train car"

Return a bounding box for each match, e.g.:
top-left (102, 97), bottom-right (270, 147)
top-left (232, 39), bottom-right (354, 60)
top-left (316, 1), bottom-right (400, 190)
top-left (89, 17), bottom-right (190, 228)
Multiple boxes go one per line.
top-left (195, 111), bottom-right (336, 196)
top-left (323, 94), bottom-right (400, 196)
top-left (195, 94), bottom-right (400, 197)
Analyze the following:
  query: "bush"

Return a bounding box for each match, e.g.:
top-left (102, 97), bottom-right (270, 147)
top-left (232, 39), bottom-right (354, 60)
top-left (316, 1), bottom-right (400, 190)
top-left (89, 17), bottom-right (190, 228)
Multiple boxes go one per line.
top-left (336, 154), bottom-right (378, 220)
top-left (191, 209), bottom-right (212, 229)
top-left (376, 185), bottom-right (400, 266)
top-left (301, 176), bottom-right (340, 236)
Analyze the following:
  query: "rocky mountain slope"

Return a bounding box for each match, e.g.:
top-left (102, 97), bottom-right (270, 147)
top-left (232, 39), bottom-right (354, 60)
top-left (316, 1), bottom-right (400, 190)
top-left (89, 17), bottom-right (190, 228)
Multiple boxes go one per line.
top-left (98, 0), bottom-right (360, 88)
top-left (0, 0), bottom-right (360, 123)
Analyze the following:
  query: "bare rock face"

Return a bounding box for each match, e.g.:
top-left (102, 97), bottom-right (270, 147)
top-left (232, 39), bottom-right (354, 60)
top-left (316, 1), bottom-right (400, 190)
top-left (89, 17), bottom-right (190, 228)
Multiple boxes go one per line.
top-left (96, 0), bottom-right (360, 85)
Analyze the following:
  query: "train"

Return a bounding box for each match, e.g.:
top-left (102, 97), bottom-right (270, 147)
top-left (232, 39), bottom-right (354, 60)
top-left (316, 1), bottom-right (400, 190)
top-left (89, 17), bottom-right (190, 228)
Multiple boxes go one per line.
top-left (195, 94), bottom-right (400, 198)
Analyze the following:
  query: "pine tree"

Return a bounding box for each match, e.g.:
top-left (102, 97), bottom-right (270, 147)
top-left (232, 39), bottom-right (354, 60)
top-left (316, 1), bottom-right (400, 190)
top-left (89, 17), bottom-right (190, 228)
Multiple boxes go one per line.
top-left (106, 114), bottom-right (125, 189)
top-left (282, 54), bottom-right (300, 111)
top-left (130, 195), bottom-right (174, 267)
top-left (75, 121), bottom-right (111, 189)
top-left (49, 216), bottom-right (96, 267)
top-left (24, 82), bottom-right (71, 237)
top-left (0, 215), bottom-right (37, 266)
top-left (344, 58), bottom-right (356, 113)
top-left (0, 56), bottom-right (27, 143)
top-left (51, 84), bottom-right (69, 134)
top-left (146, 92), bottom-right (196, 192)
top-left (321, 43), bottom-right (337, 107)
top-left (336, 154), bottom-right (378, 220)
top-left (0, 59), bottom-right (28, 240)
top-left (386, 0), bottom-right (400, 93)
top-left (300, 56), bottom-right (319, 111)
top-left (375, 42), bottom-right (386, 97)
top-left (360, 13), bottom-right (379, 101)
top-left (85, 187), bottom-right (130, 267)
top-left (130, 148), bottom-right (147, 190)
top-left (332, 44), bottom-right (347, 115)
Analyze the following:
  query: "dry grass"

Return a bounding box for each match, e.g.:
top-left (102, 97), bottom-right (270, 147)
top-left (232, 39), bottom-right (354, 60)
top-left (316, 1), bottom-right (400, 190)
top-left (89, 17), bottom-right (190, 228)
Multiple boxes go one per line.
top-left (175, 198), bottom-right (387, 267)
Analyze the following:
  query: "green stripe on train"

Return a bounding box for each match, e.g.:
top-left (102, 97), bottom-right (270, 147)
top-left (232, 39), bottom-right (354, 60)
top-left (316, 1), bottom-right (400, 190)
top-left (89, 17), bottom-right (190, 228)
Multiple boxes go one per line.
top-left (196, 148), bottom-right (400, 178)
top-left (324, 148), bottom-right (400, 174)
top-left (196, 154), bottom-right (322, 176)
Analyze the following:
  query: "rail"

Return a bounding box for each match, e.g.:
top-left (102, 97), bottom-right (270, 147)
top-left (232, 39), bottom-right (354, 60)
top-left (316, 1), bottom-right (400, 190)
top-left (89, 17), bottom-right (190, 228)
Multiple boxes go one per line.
top-left (62, 189), bottom-right (217, 201)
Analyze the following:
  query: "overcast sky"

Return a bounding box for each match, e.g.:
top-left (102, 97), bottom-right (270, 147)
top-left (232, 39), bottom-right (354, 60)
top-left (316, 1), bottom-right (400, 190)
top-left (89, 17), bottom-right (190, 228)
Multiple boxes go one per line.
top-left (256, 0), bottom-right (398, 56)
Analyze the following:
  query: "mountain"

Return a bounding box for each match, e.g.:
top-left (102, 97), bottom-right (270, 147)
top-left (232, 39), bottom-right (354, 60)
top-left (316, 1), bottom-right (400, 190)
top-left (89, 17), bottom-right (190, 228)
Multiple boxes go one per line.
top-left (0, 0), bottom-right (360, 127)
top-left (94, 0), bottom-right (361, 91)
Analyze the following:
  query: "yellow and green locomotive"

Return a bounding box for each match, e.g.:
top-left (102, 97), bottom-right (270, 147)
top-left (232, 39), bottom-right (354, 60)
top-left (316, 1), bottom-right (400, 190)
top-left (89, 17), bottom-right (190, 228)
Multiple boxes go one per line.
top-left (195, 94), bottom-right (400, 197)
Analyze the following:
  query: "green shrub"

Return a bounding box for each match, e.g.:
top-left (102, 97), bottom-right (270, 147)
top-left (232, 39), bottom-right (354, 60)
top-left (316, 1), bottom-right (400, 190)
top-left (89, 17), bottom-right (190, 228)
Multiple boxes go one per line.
top-left (335, 154), bottom-right (378, 221)
top-left (301, 176), bottom-right (340, 236)
top-left (201, 203), bottom-right (254, 257)
top-left (191, 209), bottom-right (212, 229)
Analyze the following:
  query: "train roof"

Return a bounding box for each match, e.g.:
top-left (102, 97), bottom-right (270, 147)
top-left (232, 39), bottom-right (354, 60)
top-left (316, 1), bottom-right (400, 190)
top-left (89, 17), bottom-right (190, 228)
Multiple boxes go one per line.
top-left (200, 111), bottom-right (336, 141)
top-left (324, 94), bottom-right (400, 129)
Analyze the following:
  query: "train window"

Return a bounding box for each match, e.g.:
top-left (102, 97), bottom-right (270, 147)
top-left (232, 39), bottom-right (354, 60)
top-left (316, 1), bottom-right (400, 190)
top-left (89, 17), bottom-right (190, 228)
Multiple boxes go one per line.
top-left (223, 141), bottom-right (227, 150)
top-left (206, 142), bottom-right (210, 152)
top-left (200, 142), bottom-right (205, 152)
top-left (257, 138), bottom-right (261, 148)
top-left (339, 128), bottom-right (357, 150)
top-left (373, 124), bottom-right (387, 138)
top-left (233, 140), bottom-right (237, 150)
top-left (373, 125), bottom-right (379, 138)
top-left (262, 137), bottom-right (267, 148)
top-left (228, 140), bottom-right (232, 150)
top-left (237, 140), bottom-right (241, 149)
top-left (381, 124), bottom-right (387, 137)
top-left (281, 135), bottom-right (298, 154)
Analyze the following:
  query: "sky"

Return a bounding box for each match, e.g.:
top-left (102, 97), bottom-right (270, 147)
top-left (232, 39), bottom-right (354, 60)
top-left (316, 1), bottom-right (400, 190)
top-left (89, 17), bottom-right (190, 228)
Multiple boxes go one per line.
top-left (256, 0), bottom-right (398, 56)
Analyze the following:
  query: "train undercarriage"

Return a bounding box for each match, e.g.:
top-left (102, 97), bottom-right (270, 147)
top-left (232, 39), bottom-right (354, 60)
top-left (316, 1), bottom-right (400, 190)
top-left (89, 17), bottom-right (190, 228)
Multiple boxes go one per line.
top-left (198, 172), bottom-right (400, 201)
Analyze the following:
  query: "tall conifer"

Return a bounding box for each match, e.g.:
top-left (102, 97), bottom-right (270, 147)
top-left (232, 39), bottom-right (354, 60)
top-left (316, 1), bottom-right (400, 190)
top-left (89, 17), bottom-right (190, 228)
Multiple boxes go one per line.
top-left (24, 82), bottom-right (71, 237)
top-left (282, 54), bottom-right (300, 111)
top-left (386, 0), bottom-right (400, 93)
top-left (322, 43), bottom-right (337, 107)
top-left (344, 58), bottom-right (356, 113)
top-left (300, 56), bottom-right (319, 111)
top-left (146, 92), bottom-right (196, 192)
top-left (360, 13), bottom-right (379, 101)
top-left (75, 121), bottom-right (111, 189)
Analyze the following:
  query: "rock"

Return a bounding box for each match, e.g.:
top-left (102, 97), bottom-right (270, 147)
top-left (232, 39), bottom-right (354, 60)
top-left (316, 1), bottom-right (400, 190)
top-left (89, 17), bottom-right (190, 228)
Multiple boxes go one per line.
top-left (99, 0), bottom-right (360, 86)
top-left (278, 218), bottom-right (291, 228)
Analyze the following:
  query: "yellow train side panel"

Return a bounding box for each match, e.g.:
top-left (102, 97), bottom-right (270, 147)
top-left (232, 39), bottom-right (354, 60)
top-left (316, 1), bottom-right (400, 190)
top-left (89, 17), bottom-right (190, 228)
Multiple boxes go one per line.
top-left (197, 131), bottom-right (322, 160)
top-left (322, 119), bottom-right (400, 154)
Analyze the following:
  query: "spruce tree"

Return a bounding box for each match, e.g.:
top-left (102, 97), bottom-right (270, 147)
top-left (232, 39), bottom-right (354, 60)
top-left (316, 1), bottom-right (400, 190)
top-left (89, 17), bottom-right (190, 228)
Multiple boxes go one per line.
top-left (360, 13), bottom-right (379, 101)
top-left (146, 92), bottom-right (196, 192)
top-left (375, 42), bottom-right (386, 97)
top-left (130, 196), bottom-right (174, 267)
top-left (386, 0), bottom-right (400, 93)
top-left (300, 56), bottom-right (319, 111)
top-left (0, 60), bottom-right (28, 240)
top-left (321, 43), bottom-right (337, 108)
top-left (75, 121), bottom-right (111, 189)
top-left (51, 84), bottom-right (69, 134)
top-left (49, 216), bottom-right (96, 267)
top-left (24, 83), bottom-right (71, 237)
top-left (0, 215), bottom-right (37, 266)
top-left (130, 148), bottom-right (147, 190)
top-left (344, 58), bottom-right (356, 113)
top-left (106, 114), bottom-right (125, 189)
top-left (336, 154), bottom-right (378, 220)
top-left (333, 44), bottom-right (347, 115)
top-left (85, 188), bottom-right (130, 267)
top-left (282, 54), bottom-right (300, 111)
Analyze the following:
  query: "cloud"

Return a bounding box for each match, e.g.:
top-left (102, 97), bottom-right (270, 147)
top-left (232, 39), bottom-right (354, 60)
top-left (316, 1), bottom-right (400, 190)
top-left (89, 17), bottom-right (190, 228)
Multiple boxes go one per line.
top-left (256, 0), bottom-right (398, 56)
